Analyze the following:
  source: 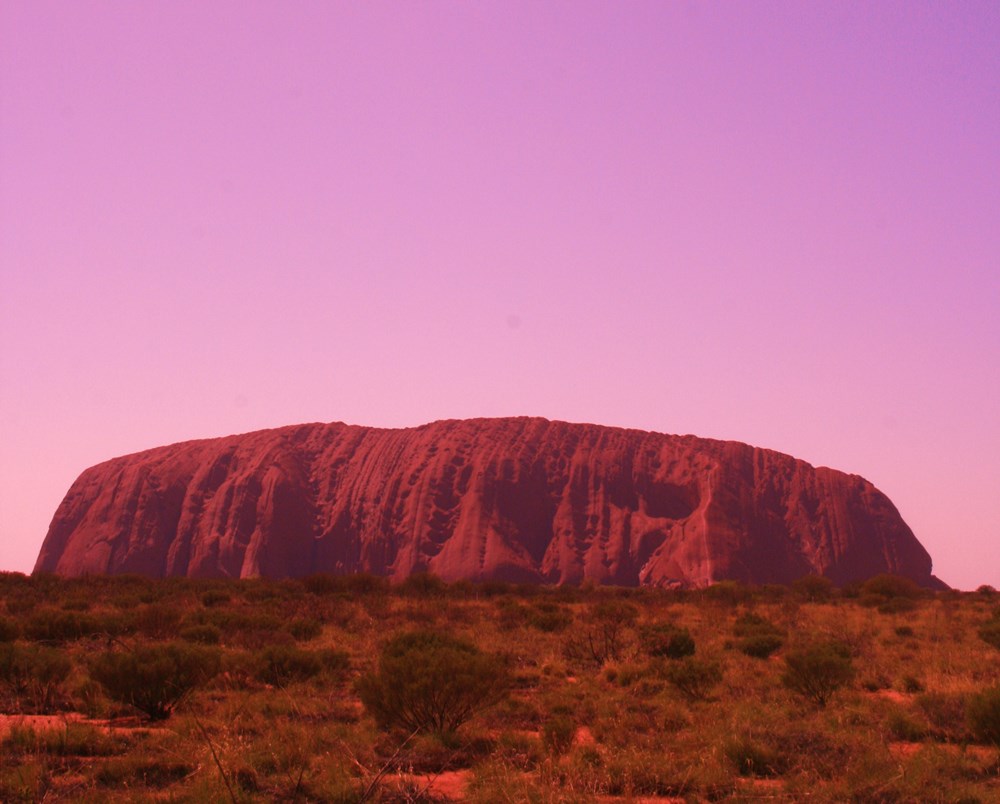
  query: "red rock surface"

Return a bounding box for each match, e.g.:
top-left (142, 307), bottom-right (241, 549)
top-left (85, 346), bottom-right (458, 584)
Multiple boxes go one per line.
top-left (34, 418), bottom-right (940, 587)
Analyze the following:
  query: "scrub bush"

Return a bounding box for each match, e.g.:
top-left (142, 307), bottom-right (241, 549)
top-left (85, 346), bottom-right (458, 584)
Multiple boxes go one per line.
top-left (733, 613), bottom-right (785, 659)
top-left (639, 623), bottom-right (695, 659)
top-left (664, 657), bottom-right (723, 701)
top-left (781, 641), bottom-right (854, 706)
top-left (0, 642), bottom-right (72, 712)
top-left (254, 645), bottom-right (323, 686)
top-left (967, 686), bottom-right (1000, 746)
top-left (356, 630), bottom-right (509, 734)
top-left (90, 642), bottom-right (221, 721)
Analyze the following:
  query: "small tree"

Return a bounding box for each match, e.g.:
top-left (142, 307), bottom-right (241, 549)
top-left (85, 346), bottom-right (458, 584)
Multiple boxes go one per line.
top-left (782, 642), bottom-right (854, 706)
top-left (356, 630), bottom-right (508, 735)
top-left (90, 642), bottom-right (221, 721)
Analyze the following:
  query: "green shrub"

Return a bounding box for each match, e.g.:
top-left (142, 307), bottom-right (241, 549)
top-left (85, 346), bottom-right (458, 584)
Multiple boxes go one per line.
top-left (527, 601), bottom-right (573, 633)
top-left (288, 617), bottom-right (323, 642)
top-left (967, 686), bottom-right (1000, 746)
top-left (22, 609), bottom-right (105, 643)
top-left (134, 603), bottom-right (183, 639)
top-left (916, 691), bottom-right (970, 741)
top-left (179, 624), bottom-right (222, 645)
top-left (738, 633), bottom-right (784, 659)
top-left (781, 641), bottom-right (854, 706)
top-left (978, 620), bottom-right (1000, 651)
top-left (732, 613), bottom-right (785, 658)
top-left (703, 580), bottom-right (751, 606)
top-left (90, 642), bottom-right (221, 720)
top-left (664, 657), bottom-right (723, 701)
top-left (861, 574), bottom-right (922, 600)
top-left (254, 645), bottom-right (323, 686)
top-left (96, 757), bottom-right (194, 788)
top-left (639, 623), bottom-right (695, 659)
top-left (398, 572), bottom-right (449, 598)
top-left (356, 630), bottom-right (509, 734)
top-left (791, 575), bottom-right (835, 602)
top-left (200, 590), bottom-right (231, 607)
top-left (0, 642), bottom-right (72, 712)
top-left (567, 600), bottom-right (638, 665)
top-left (724, 736), bottom-right (785, 777)
top-left (0, 617), bottom-right (19, 642)
top-left (542, 713), bottom-right (576, 756)
top-left (886, 708), bottom-right (927, 741)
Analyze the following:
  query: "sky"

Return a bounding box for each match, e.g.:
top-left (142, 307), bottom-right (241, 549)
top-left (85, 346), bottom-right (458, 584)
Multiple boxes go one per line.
top-left (1, 1), bottom-right (997, 589)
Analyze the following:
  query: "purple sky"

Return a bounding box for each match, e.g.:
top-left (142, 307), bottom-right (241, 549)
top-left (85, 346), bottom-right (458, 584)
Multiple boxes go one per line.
top-left (2, 2), bottom-right (997, 589)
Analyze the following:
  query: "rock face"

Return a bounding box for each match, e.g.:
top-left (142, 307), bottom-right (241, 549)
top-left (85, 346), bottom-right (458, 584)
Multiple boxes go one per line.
top-left (35, 418), bottom-right (939, 587)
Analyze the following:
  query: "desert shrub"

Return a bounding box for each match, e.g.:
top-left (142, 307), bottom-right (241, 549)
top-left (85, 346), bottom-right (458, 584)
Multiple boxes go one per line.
top-left (288, 617), bottom-right (323, 642)
top-left (542, 710), bottom-right (576, 756)
top-left (724, 736), bottom-right (786, 777)
top-left (877, 596), bottom-right (918, 614)
top-left (22, 609), bottom-right (106, 643)
top-left (527, 601), bottom-right (573, 632)
top-left (496, 600), bottom-right (528, 631)
top-left (967, 686), bottom-right (1000, 746)
top-left (134, 603), bottom-right (183, 639)
top-left (96, 757), bottom-right (194, 788)
top-left (978, 619), bottom-right (1000, 651)
top-left (200, 589), bottom-right (231, 607)
top-left (733, 612), bottom-right (785, 658)
top-left (179, 624), bottom-right (221, 645)
top-left (254, 645), bottom-right (323, 686)
top-left (861, 574), bottom-right (922, 600)
top-left (736, 634), bottom-right (785, 659)
top-left (894, 625), bottom-right (916, 638)
top-left (398, 572), bottom-right (449, 598)
top-left (567, 600), bottom-right (638, 665)
top-left (356, 630), bottom-right (509, 734)
top-left (0, 642), bottom-right (72, 712)
top-left (792, 574), bottom-right (835, 602)
top-left (738, 633), bottom-right (784, 659)
top-left (664, 657), bottom-right (723, 701)
top-left (90, 642), bottom-right (221, 720)
top-left (638, 623), bottom-right (695, 659)
top-left (900, 674), bottom-right (925, 694)
top-left (703, 580), bottom-right (751, 606)
top-left (886, 708), bottom-right (928, 741)
top-left (0, 617), bottom-right (19, 642)
top-left (781, 641), bottom-right (854, 706)
top-left (916, 691), bottom-right (970, 741)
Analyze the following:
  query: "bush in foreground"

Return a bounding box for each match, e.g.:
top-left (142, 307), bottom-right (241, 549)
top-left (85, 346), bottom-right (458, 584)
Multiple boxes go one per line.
top-left (90, 642), bottom-right (221, 721)
top-left (0, 642), bottom-right (72, 712)
top-left (356, 630), bottom-right (509, 735)
top-left (781, 641), bottom-right (854, 707)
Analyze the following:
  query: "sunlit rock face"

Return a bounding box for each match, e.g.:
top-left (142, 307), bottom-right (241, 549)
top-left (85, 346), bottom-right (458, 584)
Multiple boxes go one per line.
top-left (35, 418), bottom-right (941, 588)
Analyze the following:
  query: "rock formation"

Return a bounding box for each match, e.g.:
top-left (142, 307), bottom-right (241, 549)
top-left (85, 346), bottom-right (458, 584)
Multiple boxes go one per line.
top-left (35, 417), bottom-right (940, 587)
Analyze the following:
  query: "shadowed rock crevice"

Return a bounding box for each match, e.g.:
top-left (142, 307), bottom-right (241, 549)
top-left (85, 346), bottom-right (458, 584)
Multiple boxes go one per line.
top-left (35, 417), bottom-right (939, 588)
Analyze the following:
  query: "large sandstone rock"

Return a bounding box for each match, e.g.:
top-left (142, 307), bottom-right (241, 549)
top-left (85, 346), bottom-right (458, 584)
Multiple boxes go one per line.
top-left (35, 418), bottom-right (940, 587)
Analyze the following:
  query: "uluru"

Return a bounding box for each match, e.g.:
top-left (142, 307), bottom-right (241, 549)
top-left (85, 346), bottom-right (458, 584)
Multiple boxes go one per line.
top-left (35, 417), bottom-right (940, 588)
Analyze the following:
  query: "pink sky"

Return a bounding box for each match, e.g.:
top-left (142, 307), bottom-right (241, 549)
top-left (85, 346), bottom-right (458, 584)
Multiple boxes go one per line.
top-left (1, 1), bottom-right (997, 589)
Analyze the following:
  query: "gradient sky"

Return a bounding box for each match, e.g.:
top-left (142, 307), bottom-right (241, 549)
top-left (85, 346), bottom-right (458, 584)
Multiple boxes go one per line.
top-left (1, 1), bottom-right (997, 589)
